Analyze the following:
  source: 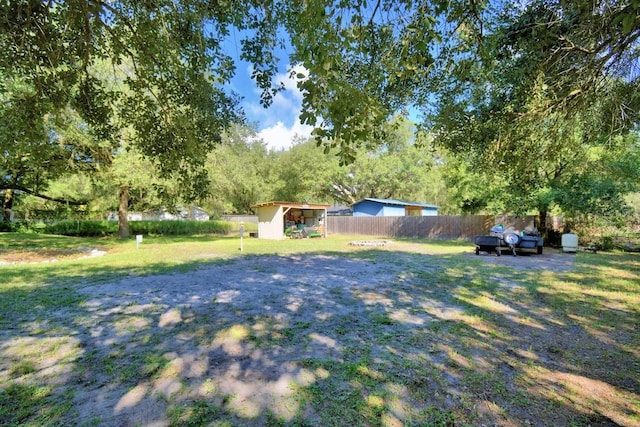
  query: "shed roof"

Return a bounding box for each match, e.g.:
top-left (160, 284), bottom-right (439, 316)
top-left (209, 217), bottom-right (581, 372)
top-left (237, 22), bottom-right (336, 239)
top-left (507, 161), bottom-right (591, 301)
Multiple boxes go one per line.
top-left (353, 198), bottom-right (439, 209)
top-left (252, 201), bottom-right (331, 210)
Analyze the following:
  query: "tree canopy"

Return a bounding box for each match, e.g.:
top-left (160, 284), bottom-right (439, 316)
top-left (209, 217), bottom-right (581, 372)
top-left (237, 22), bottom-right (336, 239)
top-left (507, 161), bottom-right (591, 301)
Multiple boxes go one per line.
top-left (1, 0), bottom-right (245, 204)
top-left (2, 1), bottom-right (638, 151)
top-left (428, 0), bottom-right (640, 228)
top-left (0, 0), bottom-right (488, 170)
top-left (1, 0), bottom-right (639, 225)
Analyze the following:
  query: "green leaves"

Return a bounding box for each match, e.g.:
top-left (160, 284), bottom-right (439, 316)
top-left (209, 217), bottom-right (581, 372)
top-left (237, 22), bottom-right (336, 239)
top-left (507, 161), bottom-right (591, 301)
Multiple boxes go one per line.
top-left (284, 0), bottom-right (476, 162)
top-left (430, 0), bottom-right (640, 223)
top-left (1, 0), bottom-right (492, 185)
top-left (3, 0), bottom-right (637, 226)
top-left (612, 3), bottom-right (640, 34)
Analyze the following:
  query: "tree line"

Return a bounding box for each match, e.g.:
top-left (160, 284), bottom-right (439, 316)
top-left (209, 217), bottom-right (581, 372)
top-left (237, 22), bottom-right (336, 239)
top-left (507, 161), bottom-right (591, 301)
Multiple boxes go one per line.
top-left (2, 0), bottom-right (639, 237)
top-left (10, 118), bottom-right (450, 219)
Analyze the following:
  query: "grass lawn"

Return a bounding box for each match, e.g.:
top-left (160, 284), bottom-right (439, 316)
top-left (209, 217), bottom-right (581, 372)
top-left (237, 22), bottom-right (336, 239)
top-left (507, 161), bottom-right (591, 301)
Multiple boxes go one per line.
top-left (0, 232), bottom-right (638, 426)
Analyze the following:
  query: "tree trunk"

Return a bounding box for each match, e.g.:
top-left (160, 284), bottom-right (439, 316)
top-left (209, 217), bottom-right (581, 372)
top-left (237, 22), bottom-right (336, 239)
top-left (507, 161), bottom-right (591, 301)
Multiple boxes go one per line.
top-left (118, 185), bottom-right (130, 238)
top-left (538, 209), bottom-right (548, 238)
top-left (3, 189), bottom-right (14, 222)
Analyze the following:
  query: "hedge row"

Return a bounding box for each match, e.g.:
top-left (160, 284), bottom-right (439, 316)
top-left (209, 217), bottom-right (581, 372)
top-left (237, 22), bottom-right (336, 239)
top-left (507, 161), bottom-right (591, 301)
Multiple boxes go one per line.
top-left (128, 220), bottom-right (232, 235)
top-left (1, 220), bottom-right (233, 237)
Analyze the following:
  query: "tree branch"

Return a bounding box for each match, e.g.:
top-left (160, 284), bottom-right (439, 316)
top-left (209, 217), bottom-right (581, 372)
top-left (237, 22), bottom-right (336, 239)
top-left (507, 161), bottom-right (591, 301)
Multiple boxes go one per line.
top-left (0, 184), bottom-right (88, 206)
top-left (367, 0), bottom-right (381, 29)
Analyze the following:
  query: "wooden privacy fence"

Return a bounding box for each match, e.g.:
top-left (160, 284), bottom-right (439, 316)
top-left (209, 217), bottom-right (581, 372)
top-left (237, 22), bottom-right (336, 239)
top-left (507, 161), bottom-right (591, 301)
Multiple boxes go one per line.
top-left (326, 215), bottom-right (537, 241)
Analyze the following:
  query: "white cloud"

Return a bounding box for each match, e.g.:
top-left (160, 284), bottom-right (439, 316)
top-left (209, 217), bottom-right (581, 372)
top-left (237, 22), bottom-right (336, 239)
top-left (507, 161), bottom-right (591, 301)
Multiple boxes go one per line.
top-left (241, 63), bottom-right (313, 150)
top-left (258, 121), bottom-right (314, 151)
top-left (270, 90), bottom-right (298, 116)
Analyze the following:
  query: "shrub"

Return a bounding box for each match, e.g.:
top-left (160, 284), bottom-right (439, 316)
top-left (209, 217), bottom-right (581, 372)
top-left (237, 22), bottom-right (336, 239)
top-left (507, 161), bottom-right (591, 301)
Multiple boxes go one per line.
top-left (1, 219), bottom-right (234, 237)
top-left (1, 221), bottom-right (50, 234)
top-left (128, 220), bottom-right (232, 236)
top-left (0, 221), bottom-right (16, 232)
top-left (43, 220), bottom-right (117, 236)
top-left (600, 236), bottom-right (614, 251)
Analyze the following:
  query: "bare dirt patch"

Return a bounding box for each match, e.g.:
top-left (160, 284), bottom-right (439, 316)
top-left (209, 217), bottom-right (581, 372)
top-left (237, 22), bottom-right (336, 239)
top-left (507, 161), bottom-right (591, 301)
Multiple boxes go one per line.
top-left (0, 246), bottom-right (106, 264)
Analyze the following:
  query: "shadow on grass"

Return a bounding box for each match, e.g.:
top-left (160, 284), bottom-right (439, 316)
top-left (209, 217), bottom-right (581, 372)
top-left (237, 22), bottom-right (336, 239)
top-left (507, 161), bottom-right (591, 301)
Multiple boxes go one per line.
top-left (392, 236), bottom-right (474, 247)
top-left (0, 246), bottom-right (638, 426)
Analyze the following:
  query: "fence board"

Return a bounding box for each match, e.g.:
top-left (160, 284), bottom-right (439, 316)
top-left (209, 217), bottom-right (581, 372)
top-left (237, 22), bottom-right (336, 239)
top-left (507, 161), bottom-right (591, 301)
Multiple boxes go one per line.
top-left (326, 215), bottom-right (537, 240)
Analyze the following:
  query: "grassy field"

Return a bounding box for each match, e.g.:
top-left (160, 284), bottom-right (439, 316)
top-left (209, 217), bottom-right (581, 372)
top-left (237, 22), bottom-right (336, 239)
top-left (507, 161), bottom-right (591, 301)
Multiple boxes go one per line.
top-left (0, 232), bottom-right (638, 426)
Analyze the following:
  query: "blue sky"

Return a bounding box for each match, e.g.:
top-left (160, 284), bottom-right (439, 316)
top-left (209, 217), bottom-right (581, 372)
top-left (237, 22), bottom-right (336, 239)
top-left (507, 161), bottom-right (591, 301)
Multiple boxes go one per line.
top-left (227, 59), bottom-right (314, 151)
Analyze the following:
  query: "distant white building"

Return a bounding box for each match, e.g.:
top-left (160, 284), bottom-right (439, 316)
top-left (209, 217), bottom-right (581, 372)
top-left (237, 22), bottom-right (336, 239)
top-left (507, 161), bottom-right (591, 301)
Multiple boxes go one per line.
top-left (108, 206), bottom-right (210, 221)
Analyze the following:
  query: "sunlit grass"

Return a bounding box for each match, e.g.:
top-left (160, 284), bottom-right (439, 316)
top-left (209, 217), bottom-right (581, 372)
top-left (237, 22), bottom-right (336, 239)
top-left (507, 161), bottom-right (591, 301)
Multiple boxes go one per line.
top-left (1, 232), bottom-right (639, 426)
top-left (0, 233), bottom-right (469, 289)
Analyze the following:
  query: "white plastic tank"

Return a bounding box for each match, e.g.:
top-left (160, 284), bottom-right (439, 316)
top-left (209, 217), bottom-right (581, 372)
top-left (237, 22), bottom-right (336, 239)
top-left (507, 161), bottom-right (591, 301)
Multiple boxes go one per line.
top-left (561, 233), bottom-right (579, 253)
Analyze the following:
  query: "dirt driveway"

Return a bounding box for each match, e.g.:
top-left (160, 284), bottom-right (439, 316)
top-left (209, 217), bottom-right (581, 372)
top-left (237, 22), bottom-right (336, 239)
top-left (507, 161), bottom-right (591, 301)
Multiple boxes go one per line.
top-left (2, 248), bottom-right (638, 426)
top-left (69, 253), bottom-right (421, 425)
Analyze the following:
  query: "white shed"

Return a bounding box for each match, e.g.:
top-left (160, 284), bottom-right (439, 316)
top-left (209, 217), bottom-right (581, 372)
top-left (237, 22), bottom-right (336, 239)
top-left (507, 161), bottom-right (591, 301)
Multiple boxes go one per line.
top-left (251, 201), bottom-right (330, 240)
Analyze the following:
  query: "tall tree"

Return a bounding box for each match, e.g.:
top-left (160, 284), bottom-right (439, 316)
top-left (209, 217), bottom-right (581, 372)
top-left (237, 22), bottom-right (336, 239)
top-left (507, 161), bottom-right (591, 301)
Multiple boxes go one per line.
top-left (0, 0), bottom-right (245, 213)
top-left (0, 0), bottom-right (489, 173)
top-left (101, 143), bottom-right (175, 237)
top-left (323, 118), bottom-right (439, 205)
top-left (271, 136), bottom-right (338, 203)
top-left (0, 79), bottom-right (104, 220)
top-left (430, 0), bottom-right (640, 231)
top-left (204, 124), bottom-right (277, 214)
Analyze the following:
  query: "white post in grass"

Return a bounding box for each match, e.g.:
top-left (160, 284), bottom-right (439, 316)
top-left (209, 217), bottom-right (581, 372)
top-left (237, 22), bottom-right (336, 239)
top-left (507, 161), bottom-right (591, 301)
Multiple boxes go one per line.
top-left (136, 234), bottom-right (143, 249)
top-left (239, 222), bottom-right (244, 253)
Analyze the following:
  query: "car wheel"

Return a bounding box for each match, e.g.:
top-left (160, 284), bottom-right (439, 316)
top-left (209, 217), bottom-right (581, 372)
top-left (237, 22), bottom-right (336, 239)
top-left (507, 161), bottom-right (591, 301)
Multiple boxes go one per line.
top-left (537, 245), bottom-right (543, 255)
top-left (475, 248), bottom-right (479, 255)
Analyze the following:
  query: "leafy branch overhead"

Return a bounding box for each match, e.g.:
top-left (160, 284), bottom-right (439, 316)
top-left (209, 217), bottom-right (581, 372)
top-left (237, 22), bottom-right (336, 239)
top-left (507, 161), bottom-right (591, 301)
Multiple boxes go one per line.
top-left (430, 0), bottom-right (640, 225)
top-left (0, 0), bottom-right (487, 168)
top-left (3, 1), bottom-right (638, 155)
top-left (1, 0), bottom-right (639, 222)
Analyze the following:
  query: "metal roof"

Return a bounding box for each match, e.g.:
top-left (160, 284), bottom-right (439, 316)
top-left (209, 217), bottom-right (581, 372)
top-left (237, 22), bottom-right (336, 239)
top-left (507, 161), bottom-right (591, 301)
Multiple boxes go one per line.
top-left (251, 201), bottom-right (331, 209)
top-left (353, 198), bottom-right (439, 209)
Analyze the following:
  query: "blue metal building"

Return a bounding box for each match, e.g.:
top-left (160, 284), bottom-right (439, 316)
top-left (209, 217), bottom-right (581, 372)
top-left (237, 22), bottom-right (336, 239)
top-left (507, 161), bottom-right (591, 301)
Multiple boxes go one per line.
top-left (352, 198), bottom-right (439, 217)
